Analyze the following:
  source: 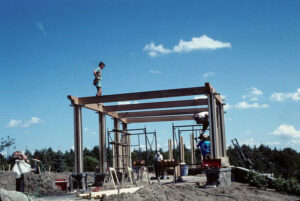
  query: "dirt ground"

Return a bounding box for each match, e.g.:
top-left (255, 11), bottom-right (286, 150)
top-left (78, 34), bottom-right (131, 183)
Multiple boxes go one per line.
top-left (1, 171), bottom-right (300, 201)
top-left (103, 182), bottom-right (300, 201)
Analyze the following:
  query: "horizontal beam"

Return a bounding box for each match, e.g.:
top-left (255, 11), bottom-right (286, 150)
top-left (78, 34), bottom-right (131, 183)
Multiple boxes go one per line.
top-left (104, 99), bottom-right (208, 112)
top-left (124, 115), bottom-right (195, 123)
top-left (76, 86), bottom-right (208, 104)
top-left (77, 103), bottom-right (125, 123)
top-left (118, 107), bottom-right (208, 118)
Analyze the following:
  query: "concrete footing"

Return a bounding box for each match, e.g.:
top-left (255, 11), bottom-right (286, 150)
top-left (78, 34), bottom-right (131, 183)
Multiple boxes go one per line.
top-left (205, 167), bottom-right (231, 187)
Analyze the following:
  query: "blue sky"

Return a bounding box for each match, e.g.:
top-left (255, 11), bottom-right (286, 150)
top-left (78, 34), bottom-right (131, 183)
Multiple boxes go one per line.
top-left (1, 0), bottom-right (300, 156)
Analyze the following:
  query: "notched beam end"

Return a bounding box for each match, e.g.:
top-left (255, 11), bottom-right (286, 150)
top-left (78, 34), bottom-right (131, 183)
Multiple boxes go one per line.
top-left (68, 95), bottom-right (79, 105)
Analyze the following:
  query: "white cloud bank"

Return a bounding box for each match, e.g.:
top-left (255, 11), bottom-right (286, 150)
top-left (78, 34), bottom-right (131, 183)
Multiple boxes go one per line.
top-left (242, 87), bottom-right (263, 101)
top-left (272, 124), bottom-right (300, 138)
top-left (6, 117), bottom-right (42, 128)
top-left (270, 88), bottom-right (300, 102)
top-left (235, 101), bottom-right (269, 109)
top-left (144, 35), bottom-right (231, 57)
top-left (226, 87), bottom-right (269, 110)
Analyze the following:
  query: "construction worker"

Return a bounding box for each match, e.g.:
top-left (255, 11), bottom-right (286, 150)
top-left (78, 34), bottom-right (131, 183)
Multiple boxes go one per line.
top-left (154, 152), bottom-right (163, 179)
top-left (12, 151), bottom-right (31, 192)
top-left (197, 134), bottom-right (211, 159)
top-left (193, 111), bottom-right (209, 135)
top-left (93, 61), bottom-right (105, 96)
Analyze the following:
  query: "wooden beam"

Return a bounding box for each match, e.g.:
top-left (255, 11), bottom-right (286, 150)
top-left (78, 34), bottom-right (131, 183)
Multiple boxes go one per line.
top-left (118, 107), bottom-right (208, 118)
top-left (124, 115), bottom-right (195, 123)
top-left (77, 86), bottom-right (208, 104)
top-left (104, 99), bottom-right (208, 112)
top-left (82, 103), bottom-right (125, 123)
top-left (68, 95), bottom-right (79, 105)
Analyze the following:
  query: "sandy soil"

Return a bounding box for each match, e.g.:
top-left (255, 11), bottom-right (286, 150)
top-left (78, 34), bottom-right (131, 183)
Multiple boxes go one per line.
top-left (104, 183), bottom-right (300, 201)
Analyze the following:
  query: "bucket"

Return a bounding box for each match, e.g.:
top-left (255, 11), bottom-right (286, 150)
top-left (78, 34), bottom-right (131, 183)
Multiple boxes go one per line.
top-left (55, 179), bottom-right (68, 191)
top-left (180, 165), bottom-right (189, 176)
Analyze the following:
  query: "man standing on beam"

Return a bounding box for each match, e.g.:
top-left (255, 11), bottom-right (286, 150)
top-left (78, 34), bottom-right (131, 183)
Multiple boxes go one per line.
top-left (93, 61), bottom-right (106, 96)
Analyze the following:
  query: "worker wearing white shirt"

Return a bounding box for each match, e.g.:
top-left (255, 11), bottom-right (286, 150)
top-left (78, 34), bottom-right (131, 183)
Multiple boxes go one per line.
top-left (154, 152), bottom-right (163, 179)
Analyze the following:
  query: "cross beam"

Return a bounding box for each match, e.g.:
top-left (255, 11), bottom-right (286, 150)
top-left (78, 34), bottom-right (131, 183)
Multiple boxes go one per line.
top-left (118, 107), bottom-right (208, 118)
top-left (104, 99), bottom-right (208, 112)
top-left (124, 115), bottom-right (195, 123)
top-left (76, 86), bottom-right (208, 104)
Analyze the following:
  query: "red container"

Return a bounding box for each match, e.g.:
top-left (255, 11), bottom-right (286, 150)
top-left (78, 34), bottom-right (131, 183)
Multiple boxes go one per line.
top-left (55, 179), bottom-right (68, 191)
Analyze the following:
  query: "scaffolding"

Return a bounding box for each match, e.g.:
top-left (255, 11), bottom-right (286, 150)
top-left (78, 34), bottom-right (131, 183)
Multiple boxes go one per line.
top-left (107, 127), bottom-right (157, 172)
top-left (172, 124), bottom-right (206, 167)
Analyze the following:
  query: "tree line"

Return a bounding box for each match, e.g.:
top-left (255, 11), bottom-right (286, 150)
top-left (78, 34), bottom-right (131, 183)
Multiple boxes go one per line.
top-left (1, 137), bottom-right (300, 182)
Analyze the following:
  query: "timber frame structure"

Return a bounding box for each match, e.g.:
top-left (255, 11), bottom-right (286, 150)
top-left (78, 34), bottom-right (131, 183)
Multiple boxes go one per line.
top-left (68, 82), bottom-right (228, 177)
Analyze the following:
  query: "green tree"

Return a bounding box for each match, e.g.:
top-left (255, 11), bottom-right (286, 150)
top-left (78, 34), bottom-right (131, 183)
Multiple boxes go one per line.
top-left (0, 136), bottom-right (16, 158)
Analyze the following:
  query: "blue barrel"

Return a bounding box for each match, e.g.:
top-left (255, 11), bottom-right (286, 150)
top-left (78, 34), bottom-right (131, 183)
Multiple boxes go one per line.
top-left (180, 165), bottom-right (189, 176)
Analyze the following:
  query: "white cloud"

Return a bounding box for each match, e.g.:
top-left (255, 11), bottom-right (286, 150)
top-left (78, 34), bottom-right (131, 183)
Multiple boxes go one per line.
top-left (173, 35), bottom-right (231, 52)
top-left (84, 127), bottom-right (88, 132)
top-left (6, 117), bottom-right (42, 128)
top-left (242, 87), bottom-right (263, 102)
top-left (143, 42), bottom-right (171, 57)
top-left (270, 88), bottom-right (300, 102)
top-left (36, 22), bottom-right (47, 36)
top-left (265, 141), bottom-right (281, 146)
top-left (6, 119), bottom-right (22, 128)
top-left (241, 138), bottom-right (261, 146)
top-left (235, 101), bottom-right (269, 109)
top-left (23, 117), bottom-right (42, 128)
top-left (203, 72), bottom-right (215, 78)
top-left (272, 124), bottom-right (300, 138)
top-left (144, 35), bottom-right (231, 57)
top-left (118, 101), bottom-right (139, 105)
top-left (149, 70), bottom-right (162, 74)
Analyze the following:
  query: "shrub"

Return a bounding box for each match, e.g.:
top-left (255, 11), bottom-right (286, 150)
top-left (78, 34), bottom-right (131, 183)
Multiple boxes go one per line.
top-left (245, 172), bottom-right (269, 188)
top-left (245, 172), bottom-right (300, 196)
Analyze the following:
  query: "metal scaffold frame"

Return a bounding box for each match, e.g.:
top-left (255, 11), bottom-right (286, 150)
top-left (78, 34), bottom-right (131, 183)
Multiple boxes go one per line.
top-left (172, 124), bottom-right (206, 167)
top-left (107, 127), bottom-right (157, 171)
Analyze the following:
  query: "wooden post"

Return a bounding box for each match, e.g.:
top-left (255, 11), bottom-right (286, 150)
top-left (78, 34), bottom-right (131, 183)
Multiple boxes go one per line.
top-left (220, 104), bottom-right (227, 157)
top-left (122, 123), bottom-right (130, 168)
top-left (211, 94), bottom-right (220, 158)
top-left (113, 118), bottom-right (122, 172)
top-left (180, 136), bottom-right (185, 163)
top-left (74, 105), bottom-right (84, 174)
top-left (168, 139), bottom-right (173, 160)
top-left (190, 133), bottom-right (195, 168)
top-left (99, 112), bottom-right (107, 173)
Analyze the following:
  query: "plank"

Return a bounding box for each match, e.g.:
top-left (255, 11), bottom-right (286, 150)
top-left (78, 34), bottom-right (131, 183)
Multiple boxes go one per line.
top-left (79, 186), bottom-right (142, 199)
top-left (104, 99), bottom-right (208, 112)
top-left (76, 86), bottom-right (208, 104)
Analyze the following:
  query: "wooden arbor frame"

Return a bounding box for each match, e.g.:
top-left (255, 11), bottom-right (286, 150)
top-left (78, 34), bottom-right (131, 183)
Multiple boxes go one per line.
top-left (67, 82), bottom-right (228, 176)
